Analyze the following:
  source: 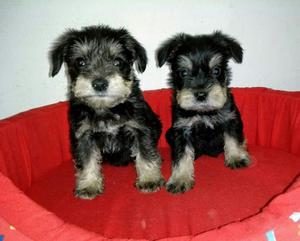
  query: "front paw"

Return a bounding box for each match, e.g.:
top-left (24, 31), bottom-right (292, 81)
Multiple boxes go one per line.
top-left (225, 154), bottom-right (251, 169)
top-left (166, 177), bottom-right (195, 194)
top-left (74, 187), bottom-right (103, 200)
top-left (136, 178), bottom-right (165, 193)
top-left (74, 179), bottom-right (103, 200)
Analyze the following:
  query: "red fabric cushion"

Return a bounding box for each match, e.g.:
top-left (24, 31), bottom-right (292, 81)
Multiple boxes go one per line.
top-left (25, 146), bottom-right (300, 240)
top-left (0, 88), bottom-right (300, 240)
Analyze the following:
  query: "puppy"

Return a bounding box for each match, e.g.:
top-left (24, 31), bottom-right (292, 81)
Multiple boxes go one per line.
top-left (50, 25), bottom-right (164, 199)
top-left (156, 31), bottom-right (251, 193)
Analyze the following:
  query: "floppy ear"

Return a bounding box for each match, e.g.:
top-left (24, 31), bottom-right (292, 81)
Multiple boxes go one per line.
top-left (132, 38), bottom-right (147, 73)
top-left (49, 29), bottom-right (76, 77)
top-left (156, 33), bottom-right (189, 67)
top-left (121, 31), bottom-right (148, 73)
top-left (213, 31), bottom-right (243, 63)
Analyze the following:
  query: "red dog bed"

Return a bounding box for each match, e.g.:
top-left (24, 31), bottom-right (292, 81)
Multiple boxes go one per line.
top-left (0, 88), bottom-right (300, 241)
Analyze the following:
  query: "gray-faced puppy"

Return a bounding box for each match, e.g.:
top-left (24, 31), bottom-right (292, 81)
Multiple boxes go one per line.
top-left (50, 25), bottom-right (164, 199)
top-left (156, 31), bottom-right (251, 194)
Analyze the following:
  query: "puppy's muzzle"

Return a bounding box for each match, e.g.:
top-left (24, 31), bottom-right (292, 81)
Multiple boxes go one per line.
top-left (194, 91), bottom-right (207, 102)
top-left (92, 78), bottom-right (108, 92)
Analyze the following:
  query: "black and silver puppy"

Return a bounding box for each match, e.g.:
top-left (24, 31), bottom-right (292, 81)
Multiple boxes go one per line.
top-left (50, 25), bottom-right (164, 199)
top-left (156, 31), bottom-right (251, 193)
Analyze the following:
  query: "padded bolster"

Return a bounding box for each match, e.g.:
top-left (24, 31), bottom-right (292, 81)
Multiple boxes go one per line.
top-left (0, 102), bottom-right (71, 190)
top-left (232, 88), bottom-right (300, 155)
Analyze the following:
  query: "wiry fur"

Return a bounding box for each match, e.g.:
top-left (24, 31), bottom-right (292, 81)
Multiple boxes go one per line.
top-left (156, 31), bottom-right (251, 194)
top-left (50, 25), bottom-right (164, 199)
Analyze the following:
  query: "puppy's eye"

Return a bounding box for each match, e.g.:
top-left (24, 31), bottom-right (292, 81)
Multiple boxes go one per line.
top-left (75, 58), bottom-right (86, 68)
top-left (211, 67), bottom-right (221, 77)
top-left (179, 69), bottom-right (189, 78)
top-left (113, 58), bottom-right (123, 67)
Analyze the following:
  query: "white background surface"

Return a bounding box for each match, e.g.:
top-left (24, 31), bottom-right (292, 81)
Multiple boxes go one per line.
top-left (0, 0), bottom-right (299, 119)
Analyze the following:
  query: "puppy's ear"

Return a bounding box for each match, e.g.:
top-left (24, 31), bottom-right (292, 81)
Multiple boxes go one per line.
top-left (156, 33), bottom-right (189, 67)
top-left (132, 39), bottom-right (147, 73)
top-left (49, 30), bottom-right (76, 77)
top-left (213, 31), bottom-right (243, 63)
top-left (121, 31), bottom-right (148, 73)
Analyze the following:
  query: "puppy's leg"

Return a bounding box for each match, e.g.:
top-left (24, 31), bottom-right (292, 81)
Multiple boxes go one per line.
top-left (166, 128), bottom-right (195, 193)
top-left (74, 132), bottom-right (103, 199)
top-left (224, 118), bottom-right (251, 169)
top-left (134, 130), bottom-right (164, 193)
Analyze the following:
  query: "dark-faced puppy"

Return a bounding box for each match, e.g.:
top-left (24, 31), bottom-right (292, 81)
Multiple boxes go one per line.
top-left (50, 25), bottom-right (164, 199)
top-left (156, 31), bottom-right (251, 193)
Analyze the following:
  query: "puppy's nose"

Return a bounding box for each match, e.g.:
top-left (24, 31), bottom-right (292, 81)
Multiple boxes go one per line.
top-left (92, 78), bottom-right (108, 92)
top-left (194, 91), bottom-right (207, 101)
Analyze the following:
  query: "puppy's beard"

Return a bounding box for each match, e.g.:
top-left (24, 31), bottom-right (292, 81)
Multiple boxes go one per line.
top-left (176, 84), bottom-right (227, 111)
top-left (72, 74), bottom-right (133, 109)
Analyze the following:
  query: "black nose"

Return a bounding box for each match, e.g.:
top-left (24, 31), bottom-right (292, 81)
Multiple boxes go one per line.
top-left (92, 78), bottom-right (108, 92)
top-left (194, 91), bottom-right (207, 101)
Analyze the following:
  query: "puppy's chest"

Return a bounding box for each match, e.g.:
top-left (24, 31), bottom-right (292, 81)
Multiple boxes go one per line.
top-left (93, 118), bottom-right (125, 135)
top-left (76, 113), bottom-right (137, 139)
top-left (76, 114), bottom-right (139, 155)
top-left (174, 109), bottom-right (235, 130)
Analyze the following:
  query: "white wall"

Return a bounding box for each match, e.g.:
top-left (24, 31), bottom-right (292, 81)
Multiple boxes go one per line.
top-left (0, 0), bottom-right (299, 119)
